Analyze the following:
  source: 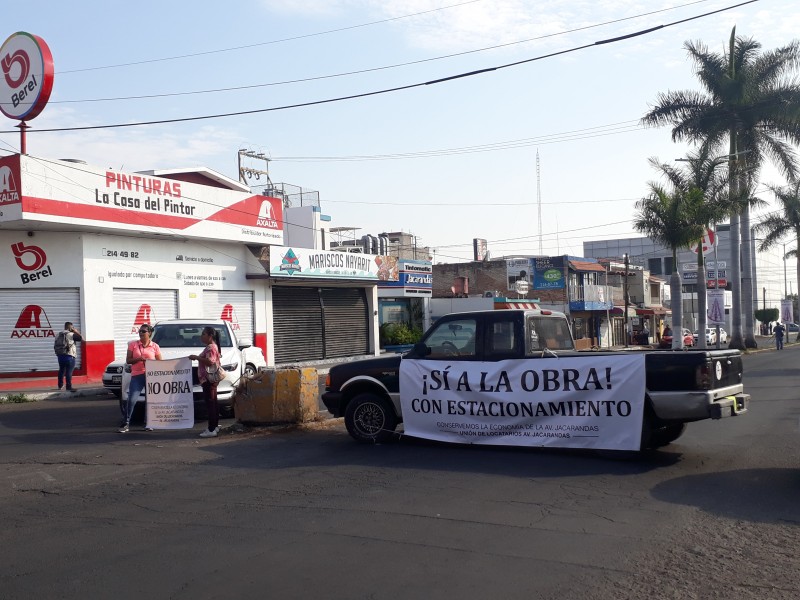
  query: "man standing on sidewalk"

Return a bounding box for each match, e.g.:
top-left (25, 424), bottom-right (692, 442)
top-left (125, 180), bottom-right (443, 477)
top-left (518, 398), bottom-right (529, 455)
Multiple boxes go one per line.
top-left (774, 322), bottom-right (786, 351)
top-left (54, 322), bottom-right (82, 391)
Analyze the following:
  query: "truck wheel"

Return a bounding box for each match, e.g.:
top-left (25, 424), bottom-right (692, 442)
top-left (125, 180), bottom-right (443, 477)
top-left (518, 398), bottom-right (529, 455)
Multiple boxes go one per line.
top-left (345, 393), bottom-right (398, 444)
top-left (650, 423), bottom-right (687, 447)
top-left (244, 363), bottom-right (257, 378)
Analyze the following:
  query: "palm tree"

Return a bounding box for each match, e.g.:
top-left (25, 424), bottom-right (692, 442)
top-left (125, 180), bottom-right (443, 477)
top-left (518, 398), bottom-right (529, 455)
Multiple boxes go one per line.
top-left (634, 158), bottom-right (708, 348)
top-left (641, 149), bottom-right (729, 347)
top-left (641, 28), bottom-right (800, 350)
top-left (755, 180), bottom-right (800, 327)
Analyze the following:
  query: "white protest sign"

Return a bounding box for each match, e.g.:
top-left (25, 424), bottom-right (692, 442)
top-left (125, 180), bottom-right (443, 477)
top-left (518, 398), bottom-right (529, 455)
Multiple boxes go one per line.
top-left (145, 358), bottom-right (194, 429)
top-left (399, 354), bottom-right (646, 451)
top-left (707, 289), bottom-right (726, 324)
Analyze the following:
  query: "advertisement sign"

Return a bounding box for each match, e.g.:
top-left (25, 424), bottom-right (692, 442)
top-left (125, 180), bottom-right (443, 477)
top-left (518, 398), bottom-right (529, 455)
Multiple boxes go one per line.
top-left (0, 155), bottom-right (284, 245)
top-left (0, 32), bottom-right (54, 121)
top-left (378, 259), bottom-right (432, 297)
top-left (145, 358), bottom-right (194, 429)
top-left (707, 289), bottom-right (726, 324)
top-left (269, 246), bottom-right (385, 280)
top-left (399, 354), bottom-right (646, 451)
top-left (532, 256), bottom-right (565, 290)
top-left (781, 299), bottom-right (794, 324)
top-left (506, 258), bottom-right (531, 291)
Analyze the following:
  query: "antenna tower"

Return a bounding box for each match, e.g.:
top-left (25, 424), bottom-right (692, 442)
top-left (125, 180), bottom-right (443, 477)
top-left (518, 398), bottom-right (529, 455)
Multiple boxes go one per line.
top-left (536, 150), bottom-right (542, 254)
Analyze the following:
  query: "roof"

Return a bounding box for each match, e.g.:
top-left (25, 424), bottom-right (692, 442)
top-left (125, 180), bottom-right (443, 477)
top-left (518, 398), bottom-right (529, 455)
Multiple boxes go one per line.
top-left (569, 260), bottom-right (606, 273)
top-left (139, 167), bottom-right (250, 192)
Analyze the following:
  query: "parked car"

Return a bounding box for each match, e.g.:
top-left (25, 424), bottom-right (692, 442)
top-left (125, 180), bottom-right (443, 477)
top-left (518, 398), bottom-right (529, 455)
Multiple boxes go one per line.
top-left (660, 327), bottom-right (693, 348)
top-left (693, 328), bottom-right (717, 345)
top-left (103, 320), bottom-right (263, 418)
top-left (786, 323), bottom-right (799, 333)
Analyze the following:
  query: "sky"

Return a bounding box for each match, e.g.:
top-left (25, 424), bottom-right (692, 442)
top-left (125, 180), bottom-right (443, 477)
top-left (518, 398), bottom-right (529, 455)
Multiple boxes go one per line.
top-left (1, 0), bottom-right (799, 265)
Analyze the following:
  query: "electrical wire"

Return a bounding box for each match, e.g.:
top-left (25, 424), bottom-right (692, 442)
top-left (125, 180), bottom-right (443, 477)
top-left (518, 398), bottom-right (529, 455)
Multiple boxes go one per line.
top-left (49, 0), bottom-right (714, 103)
top-left (0, 0), bottom-right (758, 135)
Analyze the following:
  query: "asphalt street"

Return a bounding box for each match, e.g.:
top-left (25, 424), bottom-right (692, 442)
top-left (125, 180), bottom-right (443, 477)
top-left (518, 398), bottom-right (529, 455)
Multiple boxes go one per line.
top-left (1, 347), bottom-right (798, 600)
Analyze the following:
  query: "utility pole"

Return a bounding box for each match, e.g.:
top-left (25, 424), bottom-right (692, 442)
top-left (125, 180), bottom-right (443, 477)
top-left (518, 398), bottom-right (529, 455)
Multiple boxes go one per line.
top-left (624, 253), bottom-right (630, 348)
top-left (536, 150), bottom-right (542, 255)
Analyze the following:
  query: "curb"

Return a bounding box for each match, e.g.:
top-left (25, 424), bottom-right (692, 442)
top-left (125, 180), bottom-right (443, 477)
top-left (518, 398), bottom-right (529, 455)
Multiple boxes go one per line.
top-left (0, 387), bottom-right (113, 402)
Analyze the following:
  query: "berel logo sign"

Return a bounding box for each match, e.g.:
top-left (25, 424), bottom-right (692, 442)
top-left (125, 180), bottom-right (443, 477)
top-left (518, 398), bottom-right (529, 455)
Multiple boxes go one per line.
top-left (11, 241), bottom-right (53, 284)
top-left (0, 32), bottom-right (55, 121)
top-left (11, 304), bottom-right (54, 339)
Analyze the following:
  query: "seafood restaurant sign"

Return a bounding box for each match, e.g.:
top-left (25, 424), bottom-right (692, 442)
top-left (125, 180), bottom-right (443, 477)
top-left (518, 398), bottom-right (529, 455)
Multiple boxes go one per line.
top-left (399, 354), bottom-right (646, 451)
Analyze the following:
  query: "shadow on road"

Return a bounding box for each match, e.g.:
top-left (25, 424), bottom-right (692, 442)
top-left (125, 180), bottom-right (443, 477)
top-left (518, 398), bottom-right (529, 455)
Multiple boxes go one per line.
top-left (651, 468), bottom-right (800, 525)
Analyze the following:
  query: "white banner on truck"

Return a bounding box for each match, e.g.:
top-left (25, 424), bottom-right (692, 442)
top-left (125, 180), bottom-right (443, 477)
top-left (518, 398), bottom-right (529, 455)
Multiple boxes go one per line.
top-left (145, 358), bottom-right (194, 429)
top-left (399, 354), bottom-right (646, 451)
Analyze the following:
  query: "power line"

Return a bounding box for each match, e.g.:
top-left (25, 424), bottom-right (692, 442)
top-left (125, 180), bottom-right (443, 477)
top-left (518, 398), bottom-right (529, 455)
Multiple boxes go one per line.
top-left (0, 0), bottom-right (757, 135)
top-left (56, 0), bottom-right (489, 74)
top-left (48, 0), bottom-right (714, 103)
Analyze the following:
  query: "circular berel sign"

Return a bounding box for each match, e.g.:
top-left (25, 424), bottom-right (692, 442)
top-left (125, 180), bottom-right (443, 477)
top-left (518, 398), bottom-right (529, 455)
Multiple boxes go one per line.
top-left (0, 32), bottom-right (54, 121)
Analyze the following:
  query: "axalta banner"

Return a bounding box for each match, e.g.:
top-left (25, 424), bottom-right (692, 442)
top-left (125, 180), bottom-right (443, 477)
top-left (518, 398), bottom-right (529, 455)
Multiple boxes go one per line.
top-left (0, 154), bottom-right (284, 245)
top-left (399, 354), bottom-right (646, 451)
top-left (145, 358), bottom-right (194, 429)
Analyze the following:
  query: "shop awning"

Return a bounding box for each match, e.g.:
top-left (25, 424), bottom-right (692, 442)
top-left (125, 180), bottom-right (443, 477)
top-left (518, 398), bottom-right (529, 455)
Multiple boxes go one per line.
top-left (636, 307), bottom-right (670, 315)
top-left (569, 260), bottom-right (606, 273)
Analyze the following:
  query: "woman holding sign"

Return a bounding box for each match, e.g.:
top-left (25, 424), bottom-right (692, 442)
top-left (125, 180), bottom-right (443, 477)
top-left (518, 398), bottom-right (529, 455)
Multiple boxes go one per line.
top-left (119, 324), bottom-right (162, 433)
top-left (190, 326), bottom-right (222, 438)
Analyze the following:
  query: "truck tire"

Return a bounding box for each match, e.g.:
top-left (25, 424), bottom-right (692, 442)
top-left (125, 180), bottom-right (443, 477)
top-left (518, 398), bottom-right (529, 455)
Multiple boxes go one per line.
top-left (345, 393), bottom-right (398, 444)
top-left (650, 423), bottom-right (687, 447)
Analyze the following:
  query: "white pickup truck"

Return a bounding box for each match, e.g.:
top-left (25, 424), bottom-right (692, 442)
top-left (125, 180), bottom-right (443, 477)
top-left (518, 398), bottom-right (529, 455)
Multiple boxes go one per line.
top-left (104, 319), bottom-right (265, 420)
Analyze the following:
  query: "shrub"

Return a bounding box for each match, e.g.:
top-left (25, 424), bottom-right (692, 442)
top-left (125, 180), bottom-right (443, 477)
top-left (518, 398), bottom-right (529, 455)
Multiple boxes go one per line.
top-left (380, 323), bottom-right (423, 346)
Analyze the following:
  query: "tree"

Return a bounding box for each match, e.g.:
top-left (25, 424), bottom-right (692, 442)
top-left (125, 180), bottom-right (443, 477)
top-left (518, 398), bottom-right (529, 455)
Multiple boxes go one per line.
top-left (641, 28), bottom-right (800, 350)
top-left (634, 158), bottom-right (708, 348)
top-left (651, 147), bottom-right (730, 347)
top-left (754, 179), bottom-right (800, 326)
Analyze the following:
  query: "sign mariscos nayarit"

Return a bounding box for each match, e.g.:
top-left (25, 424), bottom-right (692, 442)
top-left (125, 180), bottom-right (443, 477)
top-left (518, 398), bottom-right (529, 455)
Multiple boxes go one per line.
top-left (0, 32), bottom-right (54, 121)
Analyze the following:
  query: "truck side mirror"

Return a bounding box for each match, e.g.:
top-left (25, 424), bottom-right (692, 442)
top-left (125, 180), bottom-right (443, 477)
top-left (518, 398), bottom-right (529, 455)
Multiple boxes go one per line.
top-left (411, 342), bottom-right (431, 358)
top-left (238, 339), bottom-right (253, 349)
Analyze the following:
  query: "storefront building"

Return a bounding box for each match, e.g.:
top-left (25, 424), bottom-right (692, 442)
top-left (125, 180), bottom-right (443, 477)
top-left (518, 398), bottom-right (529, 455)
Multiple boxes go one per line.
top-left (377, 258), bottom-right (432, 337)
top-left (0, 154), bottom-right (384, 381)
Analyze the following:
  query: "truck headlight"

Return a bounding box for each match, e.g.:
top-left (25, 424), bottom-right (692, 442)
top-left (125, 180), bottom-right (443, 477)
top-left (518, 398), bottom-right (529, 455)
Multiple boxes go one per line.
top-left (223, 363), bottom-right (239, 372)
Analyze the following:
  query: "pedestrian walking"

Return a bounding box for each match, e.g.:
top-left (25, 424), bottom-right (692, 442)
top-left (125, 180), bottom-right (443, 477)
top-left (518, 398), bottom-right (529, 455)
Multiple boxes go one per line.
top-left (119, 324), bottom-right (162, 432)
top-left (54, 322), bottom-right (82, 392)
top-left (774, 322), bottom-right (786, 350)
top-left (190, 326), bottom-right (222, 438)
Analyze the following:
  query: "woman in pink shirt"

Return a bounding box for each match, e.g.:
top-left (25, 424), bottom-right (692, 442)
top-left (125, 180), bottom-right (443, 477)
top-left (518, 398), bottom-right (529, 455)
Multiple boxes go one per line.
top-left (190, 326), bottom-right (222, 438)
top-left (119, 324), bottom-right (162, 433)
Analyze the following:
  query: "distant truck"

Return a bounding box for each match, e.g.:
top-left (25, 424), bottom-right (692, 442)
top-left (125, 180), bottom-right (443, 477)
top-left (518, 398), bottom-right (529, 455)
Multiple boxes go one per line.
top-left (323, 309), bottom-right (749, 452)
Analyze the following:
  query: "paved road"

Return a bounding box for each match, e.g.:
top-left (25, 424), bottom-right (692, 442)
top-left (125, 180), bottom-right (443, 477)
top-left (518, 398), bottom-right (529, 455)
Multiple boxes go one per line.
top-left (1, 348), bottom-right (798, 600)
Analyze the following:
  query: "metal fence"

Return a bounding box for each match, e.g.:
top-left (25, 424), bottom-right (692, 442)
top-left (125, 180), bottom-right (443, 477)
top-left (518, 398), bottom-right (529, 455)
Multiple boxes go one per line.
top-left (258, 182), bottom-right (320, 208)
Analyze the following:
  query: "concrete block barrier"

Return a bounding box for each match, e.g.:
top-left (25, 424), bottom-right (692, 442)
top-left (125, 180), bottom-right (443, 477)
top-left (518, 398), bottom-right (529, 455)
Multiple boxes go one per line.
top-left (234, 368), bottom-right (318, 425)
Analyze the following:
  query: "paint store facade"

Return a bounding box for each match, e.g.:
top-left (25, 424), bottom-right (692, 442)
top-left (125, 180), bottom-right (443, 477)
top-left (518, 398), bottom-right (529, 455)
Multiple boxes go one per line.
top-left (0, 154), bottom-right (386, 382)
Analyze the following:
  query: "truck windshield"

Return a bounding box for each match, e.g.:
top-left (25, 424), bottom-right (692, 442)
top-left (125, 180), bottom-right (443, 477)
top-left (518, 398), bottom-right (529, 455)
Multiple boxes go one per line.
top-left (526, 316), bottom-right (574, 353)
top-left (152, 324), bottom-right (233, 348)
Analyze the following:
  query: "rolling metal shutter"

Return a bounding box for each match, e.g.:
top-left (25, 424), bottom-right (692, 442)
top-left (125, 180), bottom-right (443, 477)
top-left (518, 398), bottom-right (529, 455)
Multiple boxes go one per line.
top-left (0, 289), bottom-right (82, 374)
top-left (202, 290), bottom-right (254, 344)
top-left (321, 288), bottom-right (369, 358)
top-left (112, 289), bottom-right (179, 360)
top-left (272, 287), bottom-right (324, 363)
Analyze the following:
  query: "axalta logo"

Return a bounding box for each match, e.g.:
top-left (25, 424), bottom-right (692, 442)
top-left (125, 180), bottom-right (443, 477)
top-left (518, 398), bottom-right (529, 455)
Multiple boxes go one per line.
top-left (131, 304), bottom-right (156, 334)
top-left (256, 200), bottom-right (279, 229)
top-left (11, 242), bottom-right (53, 284)
top-left (0, 165), bottom-right (19, 204)
top-left (11, 304), bottom-right (54, 339)
top-left (220, 304), bottom-right (241, 331)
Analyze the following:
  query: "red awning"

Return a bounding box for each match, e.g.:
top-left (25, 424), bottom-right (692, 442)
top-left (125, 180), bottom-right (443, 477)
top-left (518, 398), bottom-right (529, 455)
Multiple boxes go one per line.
top-left (568, 260), bottom-right (606, 273)
top-left (636, 307), bottom-right (669, 315)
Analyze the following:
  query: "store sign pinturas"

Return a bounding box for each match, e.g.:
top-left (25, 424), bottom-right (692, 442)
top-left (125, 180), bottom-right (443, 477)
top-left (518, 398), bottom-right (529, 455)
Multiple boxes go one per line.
top-left (0, 32), bottom-right (54, 121)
